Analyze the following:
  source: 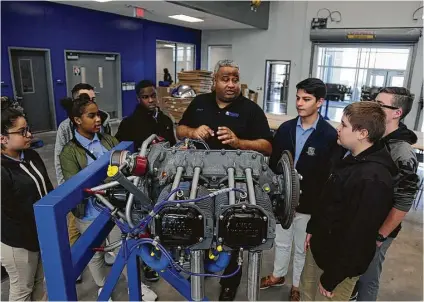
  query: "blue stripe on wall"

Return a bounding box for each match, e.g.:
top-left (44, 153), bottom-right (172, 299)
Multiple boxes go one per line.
top-left (1, 1), bottom-right (201, 125)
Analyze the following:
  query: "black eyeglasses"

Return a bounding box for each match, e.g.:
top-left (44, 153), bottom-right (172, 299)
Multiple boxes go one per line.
top-left (7, 126), bottom-right (31, 137)
top-left (375, 101), bottom-right (399, 110)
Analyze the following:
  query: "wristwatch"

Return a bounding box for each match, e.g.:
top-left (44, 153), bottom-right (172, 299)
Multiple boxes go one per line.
top-left (376, 233), bottom-right (387, 242)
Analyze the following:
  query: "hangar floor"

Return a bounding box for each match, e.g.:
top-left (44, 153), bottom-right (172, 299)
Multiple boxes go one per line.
top-left (1, 131), bottom-right (422, 301)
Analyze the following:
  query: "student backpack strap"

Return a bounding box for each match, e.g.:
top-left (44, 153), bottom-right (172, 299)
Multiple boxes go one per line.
top-left (71, 137), bottom-right (97, 161)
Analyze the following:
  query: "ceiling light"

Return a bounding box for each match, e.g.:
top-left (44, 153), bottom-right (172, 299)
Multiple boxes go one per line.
top-left (163, 44), bottom-right (175, 48)
top-left (94, 0), bottom-right (112, 2)
top-left (168, 14), bottom-right (204, 23)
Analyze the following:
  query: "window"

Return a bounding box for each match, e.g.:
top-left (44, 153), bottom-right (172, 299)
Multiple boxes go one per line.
top-left (263, 60), bottom-right (291, 114)
top-left (156, 41), bottom-right (195, 86)
top-left (313, 45), bottom-right (412, 121)
top-left (19, 59), bottom-right (35, 94)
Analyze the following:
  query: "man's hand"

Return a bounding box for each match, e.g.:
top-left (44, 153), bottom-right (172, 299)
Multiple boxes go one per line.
top-left (319, 281), bottom-right (334, 298)
top-left (192, 125), bottom-right (214, 140)
top-left (217, 127), bottom-right (240, 148)
top-left (305, 233), bottom-right (312, 252)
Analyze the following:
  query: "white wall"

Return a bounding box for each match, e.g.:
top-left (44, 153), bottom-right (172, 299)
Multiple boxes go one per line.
top-left (208, 45), bottom-right (233, 71)
top-left (156, 48), bottom-right (175, 85)
top-left (201, 1), bottom-right (423, 129)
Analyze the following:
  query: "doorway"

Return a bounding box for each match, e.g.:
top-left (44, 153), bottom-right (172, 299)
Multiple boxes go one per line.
top-left (9, 48), bottom-right (55, 132)
top-left (156, 41), bottom-right (196, 86)
top-left (263, 60), bottom-right (291, 114)
top-left (65, 51), bottom-right (121, 119)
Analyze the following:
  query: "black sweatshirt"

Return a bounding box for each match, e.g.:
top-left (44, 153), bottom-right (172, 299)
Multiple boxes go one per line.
top-left (115, 105), bottom-right (176, 151)
top-left (1, 149), bottom-right (53, 251)
top-left (382, 123), bottom-right (419, 238)
top-left (306, 142), bottom-right (398, 292)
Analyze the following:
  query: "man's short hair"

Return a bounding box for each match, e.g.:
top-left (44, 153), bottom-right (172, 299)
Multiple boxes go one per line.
top-left (296, 78), bottom-right (327, 101)
top-left (379, 87), bottom-right (415, 119)
top-left (71, 83), bottom-right (94, 99)
top-left (135, 80), bottom-right (155, 97)
top-left (343, 101), bottom-right (386, 143)
top-left (214, 60), bottom-right (239, 75)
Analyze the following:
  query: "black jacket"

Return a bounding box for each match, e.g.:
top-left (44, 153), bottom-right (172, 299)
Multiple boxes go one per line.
top-left (1, 149), bottom-right (53, 251)
top-left (269, 116), bottom-right (341, 215)
top-left (382, 123), bottom-right (419, 238)
top-left (306, 142), bottom-right (398, 292)
top-left (115, 105), bottom-right (176, 150)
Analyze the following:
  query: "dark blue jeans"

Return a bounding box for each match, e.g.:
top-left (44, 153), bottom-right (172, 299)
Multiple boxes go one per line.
top-left (357, 237), bottom-right (394, 301)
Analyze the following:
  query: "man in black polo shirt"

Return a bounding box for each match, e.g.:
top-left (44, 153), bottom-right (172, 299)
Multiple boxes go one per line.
top-left (177, 60), bottom-right (273, 301)
top-left (177, 60), bottom-right (272, 156)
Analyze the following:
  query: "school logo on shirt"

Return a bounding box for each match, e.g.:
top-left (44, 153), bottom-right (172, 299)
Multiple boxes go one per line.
top-left (225, 111), bottom-right (239, 118)
top-left (307, 147), bottom-right (316, 156)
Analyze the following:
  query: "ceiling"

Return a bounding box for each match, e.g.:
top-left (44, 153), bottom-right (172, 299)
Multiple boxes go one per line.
top-left (53, 1), bottom-right (254, 30)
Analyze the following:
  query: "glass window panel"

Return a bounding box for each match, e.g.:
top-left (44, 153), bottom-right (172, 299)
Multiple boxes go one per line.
top-left (264, 60), bottom-right (291, 114)
top-left (175, 43), bottom-right (195, 81)
top-left (317, 47), bottom-right (359, 67)
top-left (390, 76), bottom-right (405, 87)
top-left (19, 59), bottom-right (35, 94)
top-left (371, 52), bottom-right (409, 70)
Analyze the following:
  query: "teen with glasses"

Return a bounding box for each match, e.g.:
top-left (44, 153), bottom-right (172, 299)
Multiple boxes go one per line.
top-left (355, 87), bottom-right (419, 301)
top-left (1, 107), bottom-right (53, 301)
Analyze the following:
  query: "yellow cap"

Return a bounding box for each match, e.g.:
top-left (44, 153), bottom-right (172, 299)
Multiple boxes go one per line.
top-left (150, 252), bottom-right (155, 257)
top-left (217, 245), bottom-right (223, 252)
top-left (107, 165), bottom-right (119, 177)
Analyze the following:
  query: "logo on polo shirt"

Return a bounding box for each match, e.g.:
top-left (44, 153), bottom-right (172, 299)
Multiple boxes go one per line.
top-left (196, 108), bottom-right (204, 112)
top-left (307, 147), bottom-right (316, 156)
top-left (225, 111), bottom-right (239, 118)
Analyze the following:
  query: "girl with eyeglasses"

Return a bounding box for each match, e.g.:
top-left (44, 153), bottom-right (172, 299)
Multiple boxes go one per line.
top-left (1, 107), bottom-right (53, 301)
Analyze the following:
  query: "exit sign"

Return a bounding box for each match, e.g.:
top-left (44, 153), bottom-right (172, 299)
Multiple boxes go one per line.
top-left (134, 7), bottom-right (144, 18)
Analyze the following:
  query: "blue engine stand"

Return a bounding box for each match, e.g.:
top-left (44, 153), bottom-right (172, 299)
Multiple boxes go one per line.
top-left (34, 142), bottom-right (208, 301)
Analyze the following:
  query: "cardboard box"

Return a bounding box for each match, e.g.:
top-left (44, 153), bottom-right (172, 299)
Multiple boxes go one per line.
top-left (157, 87), bottom-right (171, 109)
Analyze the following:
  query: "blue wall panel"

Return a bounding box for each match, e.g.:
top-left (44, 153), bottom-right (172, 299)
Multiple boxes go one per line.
top-left (1, 1), bottom-right (201, 124)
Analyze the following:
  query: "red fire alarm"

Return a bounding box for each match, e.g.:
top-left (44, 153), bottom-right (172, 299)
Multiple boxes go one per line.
top-left (134, 7), bottom-right (144, 18)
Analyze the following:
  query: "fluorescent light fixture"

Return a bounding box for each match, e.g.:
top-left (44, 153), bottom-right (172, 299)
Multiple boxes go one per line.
top-left (168, 14), bottom-right (204, 23)
top-left (94, 0), bottom-right (112, 2)
top-left (163, 44), bottom-right (175, 48)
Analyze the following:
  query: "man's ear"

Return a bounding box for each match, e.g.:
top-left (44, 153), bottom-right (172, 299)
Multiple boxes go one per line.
top-left (394, 108), bottom-right (403, 120)
top-left (316, 98), bottom-right (324, 109)
top-left (0, 135), bottom-right (8, 145)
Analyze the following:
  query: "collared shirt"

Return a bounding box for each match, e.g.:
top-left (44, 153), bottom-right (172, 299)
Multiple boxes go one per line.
top-left (179, 91), bottom-right (273, 150)
top-left (2, 152), bottom-right (24, 162)
top-left (295, 116), bottom-right (319, 167)
top-left (74, 131), bottom-right (108, 221)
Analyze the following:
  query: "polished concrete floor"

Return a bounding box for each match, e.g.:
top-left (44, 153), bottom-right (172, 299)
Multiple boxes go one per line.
top-left (1, 131), bottom-right (423, 301)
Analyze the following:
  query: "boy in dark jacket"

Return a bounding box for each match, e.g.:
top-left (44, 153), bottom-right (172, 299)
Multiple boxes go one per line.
top-left (115, 80), bottom-right (176, 151)
top-left (356, 87), bottom-right (419, 301)
top-left (262, 78), bottom-right (340, 301)
top-left (299, 101), bottom-right (398, 301)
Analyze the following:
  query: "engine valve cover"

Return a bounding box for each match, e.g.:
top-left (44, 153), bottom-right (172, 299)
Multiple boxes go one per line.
top-left (154, 206), bottom-right (204, 247)
top-left (218, 205), bottom-right (268, 249)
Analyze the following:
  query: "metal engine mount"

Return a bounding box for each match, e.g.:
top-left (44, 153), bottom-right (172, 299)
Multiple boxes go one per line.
top-left (98, 135), bottom-right (300, 301)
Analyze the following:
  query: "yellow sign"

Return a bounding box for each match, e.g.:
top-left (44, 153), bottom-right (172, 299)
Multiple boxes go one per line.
top-left (346, 33), bottom-right (376, 40)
